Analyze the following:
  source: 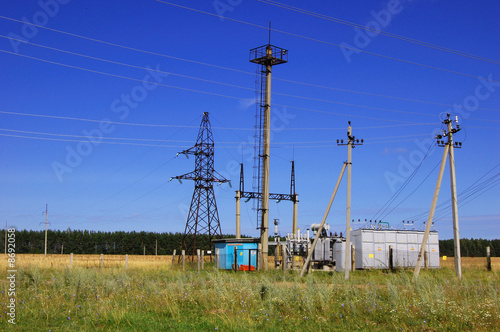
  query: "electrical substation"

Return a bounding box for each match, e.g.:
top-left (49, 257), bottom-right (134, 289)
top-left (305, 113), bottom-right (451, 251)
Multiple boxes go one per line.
top-left (170, 37), bottom-right (466, 277)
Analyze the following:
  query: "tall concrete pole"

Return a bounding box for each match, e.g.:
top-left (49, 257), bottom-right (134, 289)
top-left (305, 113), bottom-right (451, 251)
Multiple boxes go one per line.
top-left (235, 190), bottom-right (241, 239)
top-left (414, 145), bottom-right (449, 278)
top-left (44, 204), bottom-right (48, 256)
top-left (260, 45), bottom-right (273, 270)
top-left (448, 120), bottom-right (462, 279)
top-left (344, 123), bottom-right (353, 280)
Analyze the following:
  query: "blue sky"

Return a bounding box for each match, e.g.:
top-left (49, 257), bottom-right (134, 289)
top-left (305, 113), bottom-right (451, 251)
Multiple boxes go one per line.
top-left (1, 0), bottom-right (499, 240)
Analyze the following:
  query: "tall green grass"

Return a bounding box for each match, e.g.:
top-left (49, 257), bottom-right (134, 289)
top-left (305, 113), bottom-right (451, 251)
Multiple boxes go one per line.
top-left (1, 266), bottom-right (498, 331)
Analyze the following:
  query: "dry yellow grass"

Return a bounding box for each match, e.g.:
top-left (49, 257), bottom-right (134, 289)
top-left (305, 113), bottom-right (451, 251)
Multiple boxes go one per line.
top-left (0, 254), bottom-right (497, 270)
top-left (440, 256), bottom-right (499, 269)
top-left (0, 254), bottom-right (192, 270)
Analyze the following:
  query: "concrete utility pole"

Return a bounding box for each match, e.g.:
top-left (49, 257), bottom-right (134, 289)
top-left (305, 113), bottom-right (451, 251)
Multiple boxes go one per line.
top-left (415, 114), bottom-right (462, 279)
top-left (235, 190), bottom-right (241, 239)
top-left (414, 144), bottom-right (449, 278)
top-left (249, 40), bottom-right (288, 269)
top-left (447, 116), bottom-right (462, 279)
top-left (301, 163), bottom-right (347, 277)
top-left (337, 122), bottom-right (363, 280)
top-left (44, 204), bottom-right (48, 256)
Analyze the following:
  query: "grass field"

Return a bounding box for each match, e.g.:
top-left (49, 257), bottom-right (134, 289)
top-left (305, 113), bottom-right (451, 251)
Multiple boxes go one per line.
top-left (1, 255), bottom-right (499, 331)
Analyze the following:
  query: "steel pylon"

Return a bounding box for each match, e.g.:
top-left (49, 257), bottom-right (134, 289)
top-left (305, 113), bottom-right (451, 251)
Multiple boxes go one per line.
top-left (172, 112), bottom-right (230, 258)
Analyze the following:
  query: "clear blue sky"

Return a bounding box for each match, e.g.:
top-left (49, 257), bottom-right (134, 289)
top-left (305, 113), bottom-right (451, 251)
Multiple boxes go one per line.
top-left (1, 0), bottom-right (499, 240)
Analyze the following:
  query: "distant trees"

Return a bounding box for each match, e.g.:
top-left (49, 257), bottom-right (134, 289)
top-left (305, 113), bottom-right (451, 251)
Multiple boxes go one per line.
top-left (2, 229), bottom-right (497, 256)
top-left (439, 238), bottom-right (499, 257)
top-left (8, 229), bottom-right (239, 255)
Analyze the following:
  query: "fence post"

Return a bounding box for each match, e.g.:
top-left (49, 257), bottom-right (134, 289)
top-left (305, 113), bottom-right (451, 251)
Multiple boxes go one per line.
top-left (201, 250), bottom-right (205, 270)
top-left (216, 248), bottom-right (220, 269)
top-left (197, 249), bottom-right (201, 272)
top-left (487, 246), bottom-right (491, 271)
top-left (248, 249), bottom-right (251, 271)
top-left (234, 247), bottom-right (238, 272)
top-left (424, 249), bottom-right (428, 270)
top-left (182, 250), bottom-right (185, 271)
top-left (70, 253), bottom-right (73, 268)
top-left (389, 246), bottom-right (394, 271)
top-left (257, 243), bottom-right (262, 271)
top-left (351, 244), bottom-right (355, 272)
top-left (100, 254), bottom-right (104, 268)
top-left (125, 254), bottom-right (128, 269)
top-left (172, 249), bottom-right (176, 269)
top-left (282, 244), bottom-right (287, 273)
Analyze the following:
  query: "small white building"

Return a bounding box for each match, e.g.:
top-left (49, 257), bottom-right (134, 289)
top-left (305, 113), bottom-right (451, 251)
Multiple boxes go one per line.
top-left (348, 229), bottom-right (439, 269)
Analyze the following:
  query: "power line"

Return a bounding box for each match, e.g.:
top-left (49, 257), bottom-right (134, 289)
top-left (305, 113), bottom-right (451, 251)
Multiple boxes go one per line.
top-left (1, 21), bottom-right (498, 112)
top-left (371, 140), bottom-right (438, 220)
top-left (2, 33), bottom-right (456, 117)
top-left (258, 0), bottom-right (500, 66)
top-left (0, 110), bottom-right (440, 130)
top-left (0, 49), bottom-right (436, 123)
top-left (0, 127), bottom-right (432, 145)
top-left (154, 0), bottom-right (500, 83)
top-left (406, 164), bottom-right (500, 222)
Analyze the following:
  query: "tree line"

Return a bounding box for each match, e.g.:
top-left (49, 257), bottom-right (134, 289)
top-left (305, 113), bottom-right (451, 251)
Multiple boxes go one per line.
top-left (2, 229), bottom-right (498, 256)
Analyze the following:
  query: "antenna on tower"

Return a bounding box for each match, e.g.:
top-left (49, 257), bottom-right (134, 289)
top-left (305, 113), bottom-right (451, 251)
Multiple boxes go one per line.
top-left (268, 21), bottom-right (271, 44)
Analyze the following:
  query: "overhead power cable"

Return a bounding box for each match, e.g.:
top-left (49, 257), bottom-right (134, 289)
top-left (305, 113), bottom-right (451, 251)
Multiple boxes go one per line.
top-left (153, 0), bottom-right (500, 83)
top-left (0, 35), bottom-right (457, 118)
top-left (406, 164), bottom-right (500, 222)
top-left (0, 110), bottom-right (438, 130)
top-left (0, 50), bottom-right (434, 124)
top-left (0, 20), bottom-right (498, 112)
top-left (258, 0), bottom-right (500, 66)
top-left (371, 140), bottom-right (438, 220)
top-left (0, 128), bottom-right (431, 145)
top-left (0, 132), bottom-right (434, 148)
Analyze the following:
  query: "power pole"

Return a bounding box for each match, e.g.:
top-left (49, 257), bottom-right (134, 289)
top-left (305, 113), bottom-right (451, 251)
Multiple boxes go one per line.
top-left (249, 40), bottom-right (288, 269)
top-left (172, 112), bottom-right (230, 258)
top-left (415, 114), bottom-right (462, 279)
top-left (44, 204), bottom-right (48, 256)
top-left (337, 122), bottom-right (363, 280)
top-left (447, 116), bottom-right (462, 279)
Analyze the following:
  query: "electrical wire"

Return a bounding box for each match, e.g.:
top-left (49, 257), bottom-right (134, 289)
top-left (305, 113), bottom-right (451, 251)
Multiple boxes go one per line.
top-left (154, 0), bottom-right (500, 83)
top-left (258, 0), bottom-right (500, 66)
top-left (0, 49), bottom-right (440, 124)
top-left (0, 33), bottom-right (445, 118)
top-left (1, 20), bottom-right (498, 112)
top-left (371, 139), bottom-right (438, 220)
top-left (379, 159), bottom-right (442, 220)
top-left (405, 164), bottom-right (500, 222)
top-left (0, 110), bottom-right (439, 131)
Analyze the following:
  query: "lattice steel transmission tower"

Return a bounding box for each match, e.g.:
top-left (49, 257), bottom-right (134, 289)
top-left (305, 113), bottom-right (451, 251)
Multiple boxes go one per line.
top-left (172, 112), bottom-right (230, 258)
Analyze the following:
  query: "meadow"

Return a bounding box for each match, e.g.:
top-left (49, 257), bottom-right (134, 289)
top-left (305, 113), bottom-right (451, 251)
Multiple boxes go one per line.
top-left (1, 254), bottom-right (499, 331)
